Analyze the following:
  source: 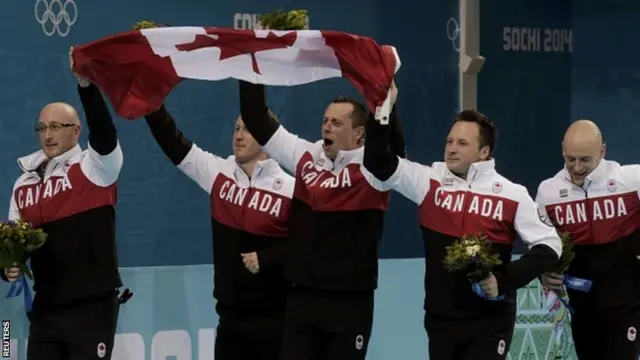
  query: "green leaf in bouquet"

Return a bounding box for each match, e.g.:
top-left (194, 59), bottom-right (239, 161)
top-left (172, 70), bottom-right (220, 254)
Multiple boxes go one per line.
top-left (444, 233), bottom-right (503, 282)
top-left (133, 20), bottom-right (162, 30)
top-left (11, 245), bottom-right (25, 266)
top-left (4, 239), bottom-right (15, 254)
top-left (26, 231), bottom-right (47, 251)
top-left (0, 250), bottom-right (14, 268)
top-left (258, 9), bottom-right (308, 30)
top-left (25, 243), bottom-right (41, 252)
top-left (19, 263), bottom-right (34, 280)
top-left (555, 231), bottom-right (575, 273)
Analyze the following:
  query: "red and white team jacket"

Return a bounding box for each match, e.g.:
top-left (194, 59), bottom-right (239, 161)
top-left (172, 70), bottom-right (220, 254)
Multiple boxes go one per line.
top-left (9, 142), bottom-right (123, 308)
top-left (362, 158), bottom-right (562, 318)
top-left (144, 107), bottom-right (294, 312)
top-left (238, 81), bottom-right (406, 293)
top-left (536, 159), bottom-right (640, 314)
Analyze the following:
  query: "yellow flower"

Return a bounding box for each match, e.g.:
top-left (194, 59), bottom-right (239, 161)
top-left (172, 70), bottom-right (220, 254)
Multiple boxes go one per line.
top-left (465, 244), bottom-right (481, 256)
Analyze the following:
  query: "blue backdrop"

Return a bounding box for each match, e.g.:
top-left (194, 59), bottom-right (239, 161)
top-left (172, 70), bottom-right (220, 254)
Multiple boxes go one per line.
top-left (3, 0), bottom-right (640, 358)
top-left (571, 0), bottom-right (640, 165)
top-left (478, 0), bottom-right (572, 194)
top-left (0, 0), bottom-right (459, 266)
top-left (1, 0), bottom-right (459, 359)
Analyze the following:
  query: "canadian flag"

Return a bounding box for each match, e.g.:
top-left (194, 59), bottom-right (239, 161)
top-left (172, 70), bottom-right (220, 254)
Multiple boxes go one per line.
top-left (72, 27), bottom-right (401, 122)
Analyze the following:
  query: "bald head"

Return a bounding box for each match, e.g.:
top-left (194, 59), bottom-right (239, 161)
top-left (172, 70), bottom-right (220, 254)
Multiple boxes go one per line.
top-left (562, 119), bottom-right (605, 185)
top-left (37, 102), bottom-right (82, 159)
top-left (563, 119), bottom-right (602, 149)
top-left (39, 102), bottom-right (80, 125)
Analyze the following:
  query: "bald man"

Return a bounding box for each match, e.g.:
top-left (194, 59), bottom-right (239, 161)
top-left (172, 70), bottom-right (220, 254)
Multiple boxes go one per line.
top-left (535, 119), bottom-right (640, 360)
top-left (0, 49), bottom-right (125, 360)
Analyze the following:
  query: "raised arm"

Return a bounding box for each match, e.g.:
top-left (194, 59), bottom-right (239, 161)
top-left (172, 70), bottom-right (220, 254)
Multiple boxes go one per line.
top-left (238, 81), bottom-right (314, 173)
top-left (492, 187), bottom-right (562, 294)
top-left (388, 105), bottom-right (406, 159)
top-left (144, 106), bottom-right (226, 194)
top-left (77, 83), bottom-right (123, 187)
top-left (361, 111), bottom-right (432, 203)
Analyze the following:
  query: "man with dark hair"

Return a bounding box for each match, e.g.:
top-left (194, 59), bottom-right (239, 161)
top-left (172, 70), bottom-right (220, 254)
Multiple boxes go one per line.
top-left (142, 103), bottom-right (294, 359)
top-left (362, 108), bottom-right (562, 360)
top-left (330, 96), bottom-right (371, 125)
top-left (0, 48), bottom-right (125, 360)
top-left (237, 80), bottom-right (405, 360)
top-left (537, 120), bottom-right (640, 360)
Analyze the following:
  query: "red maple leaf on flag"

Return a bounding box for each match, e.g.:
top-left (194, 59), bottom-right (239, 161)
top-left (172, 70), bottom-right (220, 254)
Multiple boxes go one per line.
top-left (175, 28), bottom-right (298, 74)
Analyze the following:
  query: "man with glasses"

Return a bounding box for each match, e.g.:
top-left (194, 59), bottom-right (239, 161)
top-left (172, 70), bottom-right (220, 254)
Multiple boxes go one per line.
top-left (0, 48), bottom-right (127, 360)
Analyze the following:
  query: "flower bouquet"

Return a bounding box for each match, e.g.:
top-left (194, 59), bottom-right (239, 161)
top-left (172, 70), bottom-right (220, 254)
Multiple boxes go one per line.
top-left (547, 231), bottom-right (575, 309)
top-left (555, 231), bottom-right (575, 274)
top-left (131, 9), bottom-right (308, 32)
top-left (133, 20), bottom-right (163, 30)
top-left (0, 220), bottom-right (48, 280)
top-left (443, 233), bottom-right (502, 289)
top-left (258, 9), bottom-right (309, 30)
top-left (548, 231), bottom-right (575, 359)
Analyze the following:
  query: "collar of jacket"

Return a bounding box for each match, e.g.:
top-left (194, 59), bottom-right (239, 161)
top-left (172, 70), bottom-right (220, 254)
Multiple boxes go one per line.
top-left (446, 159), bottom-right (496, 183)
top-left (561, 158), bottom-right (607, 187)
top-left (319, 145), bottom-right (363, 172)
top-left (231, 156), bottom-right (281, 181)
top-left (17, 144), bottom-right (82, 174)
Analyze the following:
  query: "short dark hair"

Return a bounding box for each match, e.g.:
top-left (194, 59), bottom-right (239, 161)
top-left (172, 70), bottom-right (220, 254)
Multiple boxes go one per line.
top-left (237, 108), bottom-right (278, 124)
top-left (330, 97), bottom-right (369, 128)
top-left (455, 109), bottom-right (497, 156)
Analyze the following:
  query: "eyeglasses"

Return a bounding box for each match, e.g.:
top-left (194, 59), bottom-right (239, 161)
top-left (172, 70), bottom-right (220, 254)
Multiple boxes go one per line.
top-left (35, 122), bottom-right (76, 133)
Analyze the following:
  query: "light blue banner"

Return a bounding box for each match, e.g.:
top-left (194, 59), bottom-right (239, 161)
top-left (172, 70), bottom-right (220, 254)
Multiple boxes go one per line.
top-left (1, 259), bottom-right (575, 360)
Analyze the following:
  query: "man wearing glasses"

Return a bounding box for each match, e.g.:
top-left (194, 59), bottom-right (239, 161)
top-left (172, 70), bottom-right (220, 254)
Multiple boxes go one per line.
top-left (0, 48), bottom-right (127, 360)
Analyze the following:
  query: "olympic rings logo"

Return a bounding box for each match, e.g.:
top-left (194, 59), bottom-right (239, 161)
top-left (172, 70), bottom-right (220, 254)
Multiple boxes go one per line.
top-left (34, 0), bottom-right (78, 37)
top-left (446, 17), bottom-right (460, 52)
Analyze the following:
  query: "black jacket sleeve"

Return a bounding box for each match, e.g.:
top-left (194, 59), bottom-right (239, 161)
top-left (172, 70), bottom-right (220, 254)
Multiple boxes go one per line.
top-left (388, 106), bottom-right (406, 159)
top-left (494, 245), bottom-right (559, 294)
top-left (77, 84), bottom-right (117, 156)
top-left (238, 81), bottom-right (280, 146)
top-left (144, 106), bottom-right (194, 166)
top-left (492, 193), bottom-right (562, 294)
top-left (0, 269), bottom-right (7, 282)
top-left (257, 239), bottom-right (287, 270)
top-left (363, 105), bottom-right (402, 181)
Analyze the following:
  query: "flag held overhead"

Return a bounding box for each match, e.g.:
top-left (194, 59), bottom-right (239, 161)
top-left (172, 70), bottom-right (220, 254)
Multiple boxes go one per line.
top-left (72, 26), bottom-right (401, 122)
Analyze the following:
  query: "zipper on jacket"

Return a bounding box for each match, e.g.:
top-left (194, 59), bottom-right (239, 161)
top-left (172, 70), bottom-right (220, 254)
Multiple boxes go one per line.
top-left (565, 177), bottom-right (595, 244)
top-left (459, 172), bottom-right (478, 234)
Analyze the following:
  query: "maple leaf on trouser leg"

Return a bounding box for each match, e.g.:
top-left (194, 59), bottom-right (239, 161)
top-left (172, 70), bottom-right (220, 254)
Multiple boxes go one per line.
top-left (70, 26), bottom-right (401, 122)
